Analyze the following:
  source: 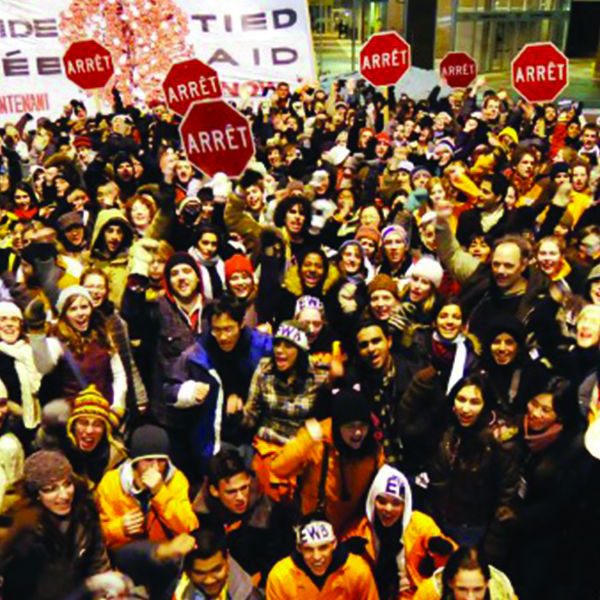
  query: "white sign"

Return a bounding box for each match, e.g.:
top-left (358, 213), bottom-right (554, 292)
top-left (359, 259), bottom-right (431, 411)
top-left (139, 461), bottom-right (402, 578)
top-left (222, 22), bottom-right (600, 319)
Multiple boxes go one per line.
top-left (0, 0), bottom-right (315, 119)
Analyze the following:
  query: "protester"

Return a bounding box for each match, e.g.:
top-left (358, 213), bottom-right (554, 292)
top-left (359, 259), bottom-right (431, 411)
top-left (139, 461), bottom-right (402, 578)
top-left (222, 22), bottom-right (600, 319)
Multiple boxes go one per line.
top-left (0, 70), bottom-right (597, 600)
top-left (356, 464), bottom-right (455, 599)
top-left (271, 387), bottom-right (383, 537)
top-left (234, 320), bottom-right (328, 502)
top-left (173, 518), bottom-right (262, 600)
top-left (193, 448), bottom-right (289, 582)
top-left (266, 513), bottom-right (379, 599)
top-left (0, 391), bottom-right (24, 514)
top-left (414, 546), bottom-right (517, 600)
top-left (95, 424), bottom-right (198, 598)
top-left (425, 373), bottom-right (520, 564)
top-left (0, 450), bottom-right (110, 600)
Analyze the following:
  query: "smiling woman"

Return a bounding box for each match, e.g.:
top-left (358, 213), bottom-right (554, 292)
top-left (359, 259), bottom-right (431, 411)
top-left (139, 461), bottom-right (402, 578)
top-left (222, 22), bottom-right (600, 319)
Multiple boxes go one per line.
top-left (0, 301), bottom-right (42, 437)
top-left (27, 286), bottom-right (127, 418)
top-left (239, 320), bottom-right (329, 503)
top-left (426, 373), bottom-right (520, 562)
top-left (0, 450), bottom-right (110, 600)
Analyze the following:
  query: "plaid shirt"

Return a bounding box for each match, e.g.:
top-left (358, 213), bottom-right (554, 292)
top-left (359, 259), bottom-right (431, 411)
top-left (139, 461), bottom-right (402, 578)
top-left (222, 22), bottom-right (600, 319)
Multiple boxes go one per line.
top-left (243, 357), bottom-right (328, 445)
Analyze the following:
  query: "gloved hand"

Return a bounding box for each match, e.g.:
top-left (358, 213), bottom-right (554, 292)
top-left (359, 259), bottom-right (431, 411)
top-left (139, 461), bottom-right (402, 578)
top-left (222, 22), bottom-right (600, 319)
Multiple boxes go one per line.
top-left (428, 536), bottom-right (454, 555)
top-left (338, 282), bottom-right (358, 314)
top-left (129, 238), bottom-right (159, 277)
top-left (343, 536), bottom-right (368, 556)
top-left (552, 182), bottom-right (572, 208)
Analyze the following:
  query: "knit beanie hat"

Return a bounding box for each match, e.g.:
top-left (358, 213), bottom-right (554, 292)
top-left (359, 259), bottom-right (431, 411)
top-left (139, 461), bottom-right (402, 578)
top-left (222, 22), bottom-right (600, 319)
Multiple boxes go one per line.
top-left (130, 424), bottom-right (170, 463)
top-left (355, 225), bottom-right (381, 246)
top-left (375, 132), bottom-right (391, 146)
top-left (482, 314), bottom-right (526, 368)
top-left (224, 254), bottom-right (254, 282)
top-left (332, 388), bottom-right (372, 426)
top-left (73, 135), bottom-right (92, 149)
top-left (164, 252), bottom-right (202, 296)
top-left (66, 384), bottom-right (119, 448)
top-left (112, 151), bottom-right (133, 172)
top-left (368, 274), bottom-right (399, 299)
top-left (295, 295), bottom-right (325, 318)
top-left (550, 162), bottom-right (570, 180)
top-left (411, 165), bottom-right (432, 181)
top-left (56, 285), bottom-right (93, 315)
top-left (434, 139), bottom-right (455, 155)
top-left (338, 239), bottom-right (365, 262)
top-left (21, 241), bottom-right (58, 265)
top-left (274, 320), bottom-right (309, 352)
top-left (24, 450), bottom-right (73, 495)
top-left (57, 211), bottom-right (85, 232)
top-left (331, 387), bottom-right (375, 459)
top-left (407, 256), bottom-right (444, 289)
top-left (381, 224), bottom-right (408, 246)
top-left (483, 313), bottom-right (526, 350)
top-left (0, 301), bottom-right (23, 320)
top-left (499, 127), bottom-right (519, 145)
top-left (239, 169), bottom-right (264, 190)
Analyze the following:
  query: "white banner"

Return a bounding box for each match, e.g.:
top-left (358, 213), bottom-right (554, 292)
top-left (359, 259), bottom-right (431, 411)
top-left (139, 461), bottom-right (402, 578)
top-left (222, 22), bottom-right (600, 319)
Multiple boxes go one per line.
top-left (0, 0), bottom-right (315, 120)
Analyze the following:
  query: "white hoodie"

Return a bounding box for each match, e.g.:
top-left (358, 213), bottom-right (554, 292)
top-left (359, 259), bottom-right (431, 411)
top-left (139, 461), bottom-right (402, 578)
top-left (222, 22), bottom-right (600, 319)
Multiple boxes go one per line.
top-left (365, 464), bottom-right (414, 595)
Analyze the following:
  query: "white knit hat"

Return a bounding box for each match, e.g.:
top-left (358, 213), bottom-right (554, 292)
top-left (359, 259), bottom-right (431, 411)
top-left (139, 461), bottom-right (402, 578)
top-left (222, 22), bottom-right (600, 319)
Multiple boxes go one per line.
top-left (56, 285), bottom-right (93, 315)
top-left (274, 320), bottom-right (309, 352)
top-left (0, 301), bottom-right (23, 320)
top-left (407, 256), bottom-right (444, 289)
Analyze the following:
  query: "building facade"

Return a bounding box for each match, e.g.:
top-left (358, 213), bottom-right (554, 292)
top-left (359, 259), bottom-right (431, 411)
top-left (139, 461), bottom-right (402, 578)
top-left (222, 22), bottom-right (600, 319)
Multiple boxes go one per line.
top-left (309, 0), bottom-right (573, 74)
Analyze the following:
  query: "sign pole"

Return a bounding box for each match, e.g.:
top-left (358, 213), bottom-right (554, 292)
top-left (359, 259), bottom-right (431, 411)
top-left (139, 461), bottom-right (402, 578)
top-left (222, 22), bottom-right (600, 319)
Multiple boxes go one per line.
top-left (93, 89), bottom-right (101, 114)
top-left (382, 86), bottom-right (389, 126)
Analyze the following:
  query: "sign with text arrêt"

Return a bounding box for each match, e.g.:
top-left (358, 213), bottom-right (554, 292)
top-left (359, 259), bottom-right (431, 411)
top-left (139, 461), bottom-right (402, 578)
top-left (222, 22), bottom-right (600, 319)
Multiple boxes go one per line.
top-left (440, 52), bottom-right (477, 88)
top-left (511, 42), bottom-right (569, 104)
top-left (179, 99), bottom-right (255, 178)
top-left (162, 59), bottom-right (222, 118)
top-left (62, 40), bottom-right (114, 90)
top-left (360, 31), bottom-right (411, 88)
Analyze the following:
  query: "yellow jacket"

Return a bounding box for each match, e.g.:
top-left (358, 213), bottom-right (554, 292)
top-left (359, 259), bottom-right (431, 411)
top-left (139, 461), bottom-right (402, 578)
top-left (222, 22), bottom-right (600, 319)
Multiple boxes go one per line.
top-left (266, 551), bottom-right (379, 600)
top-left (95, 460), bottom-right (198, 549)
top-left (271, 418), bottom-right (384, 537)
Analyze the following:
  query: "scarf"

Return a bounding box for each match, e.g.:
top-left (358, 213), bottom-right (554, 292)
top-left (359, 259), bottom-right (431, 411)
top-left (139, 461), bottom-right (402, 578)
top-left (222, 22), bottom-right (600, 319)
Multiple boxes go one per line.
top-left (188, 247), bottom-right (224, 301)
top-left (0, 339), bottom-right (41, 428)
top-left (432, 332), bottom-right (468, 394)
top-left (374, 516), bottom-right (407, 599)
top-left (523, 416), bottom-right (563, 453)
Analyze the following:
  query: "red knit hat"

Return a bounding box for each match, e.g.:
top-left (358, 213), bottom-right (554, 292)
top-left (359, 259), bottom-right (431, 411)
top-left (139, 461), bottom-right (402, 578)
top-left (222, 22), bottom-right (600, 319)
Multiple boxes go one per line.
top-left (73, 135), bottom-right (92, 149)
top-left (375, 132), bottom-right (391, 146)
top-left (224, 254), bottom-right (254, 282)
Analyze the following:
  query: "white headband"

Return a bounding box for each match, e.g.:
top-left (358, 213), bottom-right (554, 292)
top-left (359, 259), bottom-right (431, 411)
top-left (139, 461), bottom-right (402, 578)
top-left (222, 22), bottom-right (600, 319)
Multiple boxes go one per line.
top-left (295, 521), bottom-right (336, 547)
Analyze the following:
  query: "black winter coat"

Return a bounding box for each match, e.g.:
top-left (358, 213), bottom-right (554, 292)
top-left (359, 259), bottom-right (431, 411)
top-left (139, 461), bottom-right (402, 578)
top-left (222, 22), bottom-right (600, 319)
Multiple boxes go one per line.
top-left (0, 492), bottom-right (109, 600)
top-left (122, 281), bottom-right (198, 428)
top-left (427, 420), bottom-right (521, 560)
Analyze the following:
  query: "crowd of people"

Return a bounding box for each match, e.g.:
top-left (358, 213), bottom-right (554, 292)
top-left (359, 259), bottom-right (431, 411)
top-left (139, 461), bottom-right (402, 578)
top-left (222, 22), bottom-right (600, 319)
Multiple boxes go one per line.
top-left (0, 75), bottom-right (598, 600)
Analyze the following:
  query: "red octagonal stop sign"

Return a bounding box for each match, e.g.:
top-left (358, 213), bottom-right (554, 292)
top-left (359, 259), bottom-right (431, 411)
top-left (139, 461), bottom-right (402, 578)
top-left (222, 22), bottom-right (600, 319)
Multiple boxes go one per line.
top-left (63, 40), bottom-right (114, 90)
top-left (180, 99), bottom-right (255, 178)
top-left (511, 42), bottom-right (569, 104)
top-left (162, 59), bottom-right (222, 118)
top-left (360, 31), bottom-right (411, 87)
top-left (440, 52), bottom-right (477, 88)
